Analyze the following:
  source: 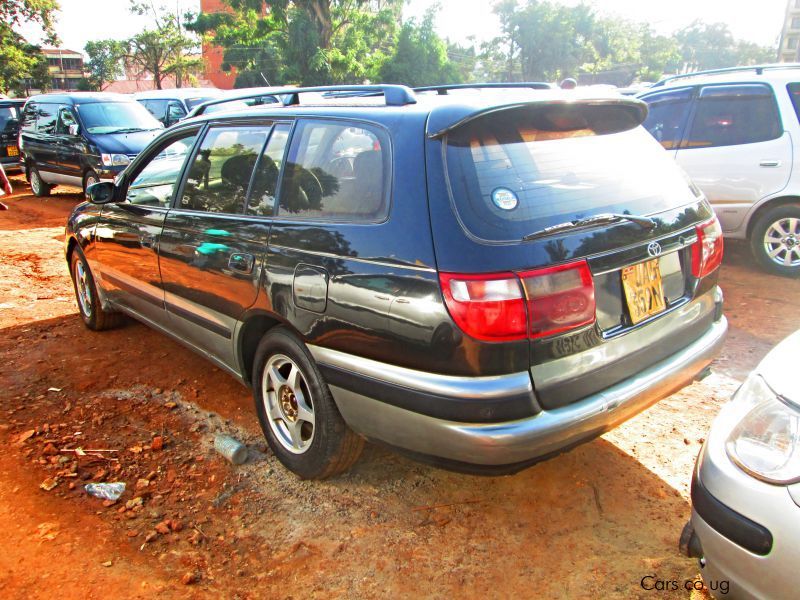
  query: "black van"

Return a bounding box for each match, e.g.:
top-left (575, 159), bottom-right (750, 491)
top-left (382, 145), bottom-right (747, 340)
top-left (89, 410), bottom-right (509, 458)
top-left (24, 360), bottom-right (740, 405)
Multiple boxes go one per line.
top-left (0, 98), bottom-right (25, 174)
top-left (19, 92), bottom-right (163, 196)
top-left (65, 84), bottom-right (727, 479)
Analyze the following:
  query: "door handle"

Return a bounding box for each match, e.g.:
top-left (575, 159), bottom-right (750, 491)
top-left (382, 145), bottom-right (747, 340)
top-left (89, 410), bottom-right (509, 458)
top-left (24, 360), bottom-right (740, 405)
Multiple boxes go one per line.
top-left (228, 253), bottom-right (255, 274)
top-left (140, 234), bottom-right (157, 249)
top-left (759, 160), bottom-right (781, 167)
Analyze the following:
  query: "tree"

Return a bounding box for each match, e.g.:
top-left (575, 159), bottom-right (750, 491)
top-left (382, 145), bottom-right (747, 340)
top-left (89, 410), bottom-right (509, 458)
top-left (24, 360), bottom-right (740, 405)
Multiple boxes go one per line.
top-left (379, 10), bottom-right (461, 87)
top-left (0, 0), bottom-right (59, 95)
top-left (84, 40), bottom-right (126, 91)
top-left (188, 0), bottom-right (403, 86)
top-left (127, 1), bottom-right (202, 89)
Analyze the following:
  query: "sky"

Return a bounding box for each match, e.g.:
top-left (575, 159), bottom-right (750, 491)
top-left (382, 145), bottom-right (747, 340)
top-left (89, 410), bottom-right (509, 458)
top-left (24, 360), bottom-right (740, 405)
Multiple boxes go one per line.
top-left (20, 0), bottom-right (789, 56)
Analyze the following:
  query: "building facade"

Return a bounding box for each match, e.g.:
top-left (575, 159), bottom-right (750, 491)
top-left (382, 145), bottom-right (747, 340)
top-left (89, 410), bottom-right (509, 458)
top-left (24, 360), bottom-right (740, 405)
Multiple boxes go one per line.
top-left (779, 0), bottom-right (800, 62)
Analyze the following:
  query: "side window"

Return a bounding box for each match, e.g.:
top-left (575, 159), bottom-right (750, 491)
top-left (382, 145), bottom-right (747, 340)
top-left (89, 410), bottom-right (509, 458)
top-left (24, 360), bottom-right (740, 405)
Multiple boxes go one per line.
top-left (36, 104), bottom-right (58, 135)
top-left (247, 123), bottom-right (291, 216)
top-left (127, 131), bottom-right (198, 207)
top-left (277, 120), bottom-right (389, 221)
top-left (685, 85), bottom-right (782, 149)
top-left (56, 107), bottom-right (77, 135)
top-left (181, 126), bottom-right (269, 214)
top-left (641, 89), bottom-right (692, 150)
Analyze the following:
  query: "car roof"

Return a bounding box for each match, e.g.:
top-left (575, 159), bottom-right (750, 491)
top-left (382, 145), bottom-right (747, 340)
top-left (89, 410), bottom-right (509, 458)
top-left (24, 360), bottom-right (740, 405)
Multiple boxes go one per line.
top-left (179, 86), bottom-right (646, 139)
top-left (133, 88), bottom-right (222, 100)
top-left (25, 92), bottom-right (137, 105)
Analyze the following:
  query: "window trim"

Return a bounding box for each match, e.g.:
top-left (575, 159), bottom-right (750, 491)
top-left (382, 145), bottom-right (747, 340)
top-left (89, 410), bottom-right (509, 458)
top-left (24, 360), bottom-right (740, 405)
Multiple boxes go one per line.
top-left (679, 82), bottom-right (784, 150)
top-left (273, 117), bottom-right (393, 225)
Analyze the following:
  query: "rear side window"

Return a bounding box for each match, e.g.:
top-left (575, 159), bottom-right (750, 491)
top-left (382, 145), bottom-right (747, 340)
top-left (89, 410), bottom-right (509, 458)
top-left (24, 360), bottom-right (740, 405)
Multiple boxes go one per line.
top-left (444, 105), bottom-right (697, 243)
top-left (641, 88), bottom-right (692, 149)
top-left (181, 126), bottom-right (269, 214)
top-left (36, 104), bottom-right (58, 135)
top-left (685, 84), bottom-right (781, 148)
top-left (277, 120), bottom-right (389, 221)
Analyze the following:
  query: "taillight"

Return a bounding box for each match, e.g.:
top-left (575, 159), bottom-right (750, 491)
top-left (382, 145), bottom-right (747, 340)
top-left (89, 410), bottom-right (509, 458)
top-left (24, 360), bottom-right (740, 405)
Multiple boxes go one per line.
top-left (439, 260), bottom-right (596, 341)
top-left (520, 261), bottom-right (596, 338)
top-left (439, 272), bottom-right (527, 341)
top-left (692, 217), bottom-right (724, 278)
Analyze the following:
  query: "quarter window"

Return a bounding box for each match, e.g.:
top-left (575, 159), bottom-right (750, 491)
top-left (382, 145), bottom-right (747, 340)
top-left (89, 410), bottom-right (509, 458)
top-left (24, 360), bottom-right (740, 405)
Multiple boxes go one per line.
top-left (127, 132), bottom-right (198, 207)
top-left (685, 85), bottom-right (782, 149)
top-left (641, 88), bottom-right (693, 150)
top-left (247, 124), bottom-right (291, 216)
top-left (277, 120), bottom-right (389, 221)
top-left (181, 126), bottom-right (269, 214)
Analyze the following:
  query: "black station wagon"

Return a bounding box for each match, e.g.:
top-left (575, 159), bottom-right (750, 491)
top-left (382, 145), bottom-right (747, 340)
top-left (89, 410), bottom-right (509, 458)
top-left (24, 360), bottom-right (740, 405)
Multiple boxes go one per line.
top-left (65, 84), bottom-right (728, 479)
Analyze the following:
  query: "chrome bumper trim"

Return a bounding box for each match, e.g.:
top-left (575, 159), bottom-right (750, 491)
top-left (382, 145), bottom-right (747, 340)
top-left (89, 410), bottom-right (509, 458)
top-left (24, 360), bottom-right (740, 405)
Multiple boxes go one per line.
top-left (324, 317), bottom-right (728, 466)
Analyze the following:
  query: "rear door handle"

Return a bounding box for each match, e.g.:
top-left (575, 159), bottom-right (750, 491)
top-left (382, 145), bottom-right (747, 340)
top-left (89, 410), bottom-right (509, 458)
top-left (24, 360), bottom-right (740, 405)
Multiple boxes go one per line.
top-left (228, 253), bottom-right (255, 274)
top-left (140, 234), bottom-right (157, 249)
top-left (759, 160), bottom-right (781, 167)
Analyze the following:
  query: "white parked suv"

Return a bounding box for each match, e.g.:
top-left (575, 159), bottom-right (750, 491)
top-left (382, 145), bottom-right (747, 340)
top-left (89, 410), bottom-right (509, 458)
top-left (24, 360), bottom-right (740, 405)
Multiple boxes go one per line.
top-left (639, 65), bottom-right (800, 276)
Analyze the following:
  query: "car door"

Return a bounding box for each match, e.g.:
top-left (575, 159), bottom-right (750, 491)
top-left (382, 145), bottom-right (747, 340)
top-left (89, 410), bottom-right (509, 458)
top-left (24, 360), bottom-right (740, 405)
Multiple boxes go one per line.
top-left (640, 87), bottom-right (694, 157)
top-left (55, 106), bottom-right (83, 181)
top-left (158, 121), bottom-right (289, 367)
top-left (93, 127), bottom-right (201, 326)
top-left (675, 84), bottom-right (791, 233)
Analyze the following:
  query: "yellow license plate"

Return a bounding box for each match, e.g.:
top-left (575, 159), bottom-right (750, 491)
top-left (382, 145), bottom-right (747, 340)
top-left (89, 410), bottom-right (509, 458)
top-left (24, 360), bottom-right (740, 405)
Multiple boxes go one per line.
top-left (621, 258), bottom-right (666, 325)
top-left (6, 145), bottom-right (18, 157)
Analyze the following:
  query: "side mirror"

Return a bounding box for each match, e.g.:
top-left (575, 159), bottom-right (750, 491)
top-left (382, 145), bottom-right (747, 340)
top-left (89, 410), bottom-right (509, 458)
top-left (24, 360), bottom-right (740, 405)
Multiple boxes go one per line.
top-left (68, 123), bottom-right (80, 136)
top-left (86, 181), bottom-right (116, 204)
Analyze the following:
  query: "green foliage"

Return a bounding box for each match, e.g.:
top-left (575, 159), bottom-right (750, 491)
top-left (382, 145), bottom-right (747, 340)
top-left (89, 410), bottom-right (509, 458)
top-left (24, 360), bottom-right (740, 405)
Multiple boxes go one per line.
top-left (379, 10), bottom-right (462, 86)
top-left (84, 40), bottom-right (126, 91)
top-left (0, 0), bottom-right (59, 95)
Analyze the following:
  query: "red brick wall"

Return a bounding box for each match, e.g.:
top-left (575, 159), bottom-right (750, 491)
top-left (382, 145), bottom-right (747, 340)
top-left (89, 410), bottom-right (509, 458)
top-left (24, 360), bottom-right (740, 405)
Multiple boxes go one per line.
top-left (200, 0), bottom-right (237, 89)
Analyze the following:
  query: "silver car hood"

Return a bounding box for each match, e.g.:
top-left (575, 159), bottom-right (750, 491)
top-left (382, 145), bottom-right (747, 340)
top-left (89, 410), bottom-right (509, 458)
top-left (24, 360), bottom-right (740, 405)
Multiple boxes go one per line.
top-left (758, 329), bottom-right (800, 406)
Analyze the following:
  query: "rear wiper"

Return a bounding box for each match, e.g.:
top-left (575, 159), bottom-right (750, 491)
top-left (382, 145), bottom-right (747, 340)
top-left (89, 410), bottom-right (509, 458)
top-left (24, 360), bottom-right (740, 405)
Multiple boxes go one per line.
top-left (522, 213), bottom-right (656, 242)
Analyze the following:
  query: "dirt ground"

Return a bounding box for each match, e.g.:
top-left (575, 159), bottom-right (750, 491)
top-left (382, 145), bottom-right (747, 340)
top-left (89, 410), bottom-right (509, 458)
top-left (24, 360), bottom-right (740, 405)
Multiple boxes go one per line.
top-left (1, 176), bottom-right (798, 599)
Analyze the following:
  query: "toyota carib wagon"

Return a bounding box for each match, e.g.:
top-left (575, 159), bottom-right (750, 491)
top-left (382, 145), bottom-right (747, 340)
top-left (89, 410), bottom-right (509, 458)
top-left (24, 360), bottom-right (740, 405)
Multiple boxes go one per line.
top-left (65, 84), bottom-right (728, 479)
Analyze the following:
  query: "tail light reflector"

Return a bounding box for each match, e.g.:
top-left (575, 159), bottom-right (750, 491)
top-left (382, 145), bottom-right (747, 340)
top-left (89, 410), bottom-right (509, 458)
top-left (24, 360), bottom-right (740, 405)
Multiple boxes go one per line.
top-left (692, 216), bottom-right (724, 278)
top-left (439, 272), bottom-right (527, 341)
top-left (439, 260), bottom-right (596, 341)
top-left (520, 261), bottom-right (596, 338)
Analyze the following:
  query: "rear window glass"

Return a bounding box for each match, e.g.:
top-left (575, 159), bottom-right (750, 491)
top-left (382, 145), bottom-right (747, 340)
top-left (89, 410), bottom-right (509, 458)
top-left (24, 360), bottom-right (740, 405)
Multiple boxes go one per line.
top-left (444, 106), bottom-right (697, 243)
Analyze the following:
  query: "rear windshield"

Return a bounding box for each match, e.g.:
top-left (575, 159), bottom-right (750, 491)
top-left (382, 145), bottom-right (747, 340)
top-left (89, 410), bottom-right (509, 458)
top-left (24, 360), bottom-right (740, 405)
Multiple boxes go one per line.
top-left (444, 106), bottom-right (698, 242)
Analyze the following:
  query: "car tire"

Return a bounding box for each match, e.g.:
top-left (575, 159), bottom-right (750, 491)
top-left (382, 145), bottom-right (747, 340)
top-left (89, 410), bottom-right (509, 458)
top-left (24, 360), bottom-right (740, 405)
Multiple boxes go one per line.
top-left (83, 170), bottom-right (100, 198)
top-left (750, 204), bottom-right (800, 277)
top-left (29, 166), bottom-right (52, 197)
top-left (252, 327), bottom-right (364, 479)
top-left (69, 249), bottom-right (124, 331)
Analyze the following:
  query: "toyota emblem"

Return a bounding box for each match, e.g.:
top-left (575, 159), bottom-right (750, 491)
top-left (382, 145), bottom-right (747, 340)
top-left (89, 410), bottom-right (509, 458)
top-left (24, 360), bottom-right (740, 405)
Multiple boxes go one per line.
top-left (647, 241), bottom-right (662, 257)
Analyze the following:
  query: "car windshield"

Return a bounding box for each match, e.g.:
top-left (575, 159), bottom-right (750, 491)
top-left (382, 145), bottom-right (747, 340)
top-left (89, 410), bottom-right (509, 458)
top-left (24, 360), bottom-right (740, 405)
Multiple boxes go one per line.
top-left (0, 105), bottom-right (20, 134)
top-left (444, 105), bottom-right (698, 242)
top-left (76, 101), bottom-right (162, 134)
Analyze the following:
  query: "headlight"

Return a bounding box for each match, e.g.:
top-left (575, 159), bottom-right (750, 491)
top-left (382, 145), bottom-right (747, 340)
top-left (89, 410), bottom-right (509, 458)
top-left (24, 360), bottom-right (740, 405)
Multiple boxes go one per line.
top-left (101, 153), bottom-right (130, 167)
top-left (725, 374), bottom-right (800, 485)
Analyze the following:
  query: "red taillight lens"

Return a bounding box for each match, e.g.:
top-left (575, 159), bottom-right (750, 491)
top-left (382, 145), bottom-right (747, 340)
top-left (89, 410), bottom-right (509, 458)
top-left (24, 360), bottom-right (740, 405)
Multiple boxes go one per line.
top-left (439, 260), bottom-right (596, 341)
top-left (439, 272), bottom-right (527, 341)
top-left (520, 261), bottom-right (596, 338)
top-left (692, 217), bottom-right (724, 278)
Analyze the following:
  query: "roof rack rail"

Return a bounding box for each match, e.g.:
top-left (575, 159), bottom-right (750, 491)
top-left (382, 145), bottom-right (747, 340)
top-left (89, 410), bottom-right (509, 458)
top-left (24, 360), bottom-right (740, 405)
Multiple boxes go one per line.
top-left (413, 82), bottom-right (552, 94)
top-left (652, 63), bottom-right (800, 88)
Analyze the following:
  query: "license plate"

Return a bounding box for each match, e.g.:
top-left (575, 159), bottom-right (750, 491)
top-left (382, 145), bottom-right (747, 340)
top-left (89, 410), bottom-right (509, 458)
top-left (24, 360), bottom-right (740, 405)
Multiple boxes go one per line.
top-left (621, 258), bottom-right (666, 324)
top-left (6, 145), bottom-right (18, 157)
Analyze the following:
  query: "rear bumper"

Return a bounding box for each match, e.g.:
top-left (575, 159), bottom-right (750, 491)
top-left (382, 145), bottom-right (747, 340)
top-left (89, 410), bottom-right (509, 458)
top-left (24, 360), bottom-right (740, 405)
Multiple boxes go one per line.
top-left (313, 314), bottom-right (727, 469)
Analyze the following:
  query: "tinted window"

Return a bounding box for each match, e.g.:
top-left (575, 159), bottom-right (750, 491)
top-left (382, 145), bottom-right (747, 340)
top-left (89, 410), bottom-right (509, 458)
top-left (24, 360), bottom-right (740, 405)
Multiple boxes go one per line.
top-left (0, 105), bottom-right (20, 135)
top-left (76, 101), bottom-right (161, 134)
top-left (277, 120), bottom-right (389, 221)
top-left (36, 104), bottom-right (58, 135)
top-left (685, 85), bottom-right (781, 149)
top-left (247, 124), bottom-right (291, 216)
top-left (181, 126), bottom-right (269, 214)
top-left (445, 107), bottom-right (696, 242)
top-left (56, 107), bottom-right (77, 135)
top-left (641, 88), bottom-right (692, 149)
top-left (127, 132), bottom-right (198, 207)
